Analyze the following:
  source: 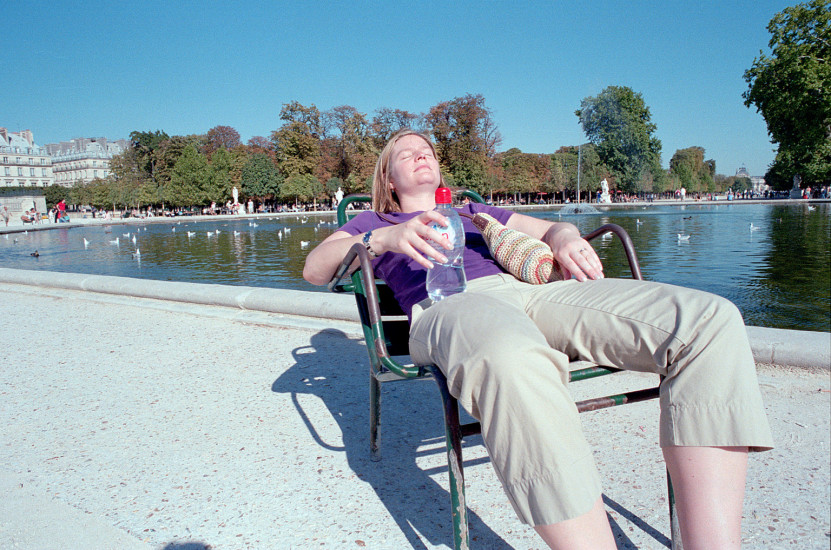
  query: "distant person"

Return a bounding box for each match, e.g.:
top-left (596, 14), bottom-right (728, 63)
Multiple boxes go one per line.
top-left (1, 205), bottom-right (9, 227)
top-left (56, 199), bottom-right (67, 222)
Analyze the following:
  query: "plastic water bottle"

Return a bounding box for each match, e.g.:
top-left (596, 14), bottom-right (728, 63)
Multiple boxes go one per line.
top-left (426, 187), bottom-right (467, 302)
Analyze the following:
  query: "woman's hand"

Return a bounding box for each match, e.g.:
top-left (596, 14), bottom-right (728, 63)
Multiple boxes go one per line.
top-left (544, 225), bottom-right (604, 282)
top-left (506, 212), bottom-right (603, 282)
top-left (371, 210), bottom-right (452, 269)
top-left (303, 210), bottom-right (453, 285)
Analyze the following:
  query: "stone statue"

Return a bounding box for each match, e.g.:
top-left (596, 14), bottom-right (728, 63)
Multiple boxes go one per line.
top-left (789, 175), bottom-right (802, 199)
top-left (599, 178), bottom-right (611, 203)
top-left (334, 186), bottom-right (344, 206)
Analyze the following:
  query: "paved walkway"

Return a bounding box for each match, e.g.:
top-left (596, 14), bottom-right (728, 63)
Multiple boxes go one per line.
top-left (0, 277), bottom-right (828, 549)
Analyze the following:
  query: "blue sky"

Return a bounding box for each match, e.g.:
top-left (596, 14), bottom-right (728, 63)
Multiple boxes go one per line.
top-left (4, 1), bottom-right (792, 177)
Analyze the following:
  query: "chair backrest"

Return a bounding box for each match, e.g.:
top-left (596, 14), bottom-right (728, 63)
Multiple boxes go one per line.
top-left (334, 190), bottom-right (486, 379)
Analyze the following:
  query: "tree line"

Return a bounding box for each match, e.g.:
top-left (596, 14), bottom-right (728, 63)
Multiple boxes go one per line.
top-left (56, 92), bottom-right (735, 212)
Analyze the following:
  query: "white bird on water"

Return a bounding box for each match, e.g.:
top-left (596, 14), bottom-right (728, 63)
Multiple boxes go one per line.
top-left (808, 205), bottom-right (816, 211)
top-left (83, 238), bottom-right (90, 248)
top-left (300, 240), bottom-right (310, 248)
top-left (233, 230), bottom-right (241, 236)
top-left (636, 219), bottom-right (644, 225)
top-left (132, 235), bottom-right (137, 244)
top-left (749, 223), bottom-right (760, 231)
top-left (215, 229), bottom-right (221, 235)
top-left (123, 232), bottom-right (131, 238)
top-left (110, 237), bottom-right (120, 246)
top-left (133, 248), bottom-right (141, 258)
top-left (187, 231), bottom-right (195, 237)
top-left (207, 231), bottom-right (214, 237)
top-left (677, 233), bottom-right (690, 241)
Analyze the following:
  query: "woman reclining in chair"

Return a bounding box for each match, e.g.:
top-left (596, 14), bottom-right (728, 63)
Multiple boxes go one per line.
top-left (304, 129), bottom-right (773, 550)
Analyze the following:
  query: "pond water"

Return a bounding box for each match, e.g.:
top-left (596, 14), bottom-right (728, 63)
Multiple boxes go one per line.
top-left (1, 203), bottom-right (828, 332)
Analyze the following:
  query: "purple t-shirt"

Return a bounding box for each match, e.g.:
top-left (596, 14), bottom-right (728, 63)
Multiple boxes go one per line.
top-left (339, 203), bottom-right (514, 317)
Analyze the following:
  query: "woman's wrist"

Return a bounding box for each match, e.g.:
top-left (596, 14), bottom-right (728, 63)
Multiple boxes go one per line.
top-left (362, 231), bottom-right (378, 257)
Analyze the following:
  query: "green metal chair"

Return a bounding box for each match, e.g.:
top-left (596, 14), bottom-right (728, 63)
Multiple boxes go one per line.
top-left (328, 191), bottom-right (679, 550)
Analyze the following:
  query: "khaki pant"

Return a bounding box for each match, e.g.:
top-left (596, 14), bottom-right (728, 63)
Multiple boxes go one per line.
top-left (409, 274), bottom-right (773, 526)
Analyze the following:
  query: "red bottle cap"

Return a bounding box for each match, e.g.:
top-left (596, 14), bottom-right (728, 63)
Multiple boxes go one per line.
top-left (435, 187), bottom-right (452, 204)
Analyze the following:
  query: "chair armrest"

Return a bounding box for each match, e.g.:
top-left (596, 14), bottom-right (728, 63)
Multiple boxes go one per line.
top-left (583, 224), bottom-right (642, 281)
top-left (328, 243), bottom-right (424, 379)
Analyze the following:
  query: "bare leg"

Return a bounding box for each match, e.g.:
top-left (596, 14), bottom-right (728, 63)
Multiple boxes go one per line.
top-left (663, 446), bottom-right (748, 550)
top-left (533, 496), bottom-right (616, 550)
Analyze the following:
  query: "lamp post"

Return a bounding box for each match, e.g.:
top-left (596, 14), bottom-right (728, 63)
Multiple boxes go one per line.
top-left (576, 143), bottom-right (582, 204)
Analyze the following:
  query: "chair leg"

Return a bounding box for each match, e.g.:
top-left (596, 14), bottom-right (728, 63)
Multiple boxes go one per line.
top-left (429, 366), bottom-right (470, 550)
top-left (369, 375), bottom-right (381, 462)
top-left (667, 469), bottom-right (684, 549)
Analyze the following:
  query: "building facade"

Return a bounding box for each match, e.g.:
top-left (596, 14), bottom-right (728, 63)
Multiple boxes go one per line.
top-left (0, 128), bottom-right (55, 188)
top-left (736, 166), bottom-right (768, 193)
top-left (47, 137), bottom-right (128, 187)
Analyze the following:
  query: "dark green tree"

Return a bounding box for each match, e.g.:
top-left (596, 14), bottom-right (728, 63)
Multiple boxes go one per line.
top-left (281, 173), bottom-right (322, 206)
top-left (168, 145), bottom-right (210, 207)
top-left (743, 0), bottom-right (831, 188)
top-left (240, 153), bottom-right (281, 200)
top-left (576, 86), bottom-right (663, 193)
top-left (207, 148), bottom-right (236, 202)
top-left (129, 130), bottom-right (169, 183)
top-left (43, 184), bottom-right (70, 209)
top-left (670, 147), bottom-right (716, 193)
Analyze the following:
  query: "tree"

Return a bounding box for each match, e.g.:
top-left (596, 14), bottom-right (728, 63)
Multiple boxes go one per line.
top-left (551, 144), bottom-right (607, 200)
top-left (271, 101), bottom-right (322, 177)
top-left (743, 0), bottom-right (831, 188)
top-left (168, 145), bottom-right (210, 207)
top-left (206, 148), bottom-right (236, 202)
top-left (670, 147), bottom-right (715, 193)
top-left (281, 173), bottom-right (322, 206)
top-left (108, 147), bottom-right (151, 208)
top-left (43, 184), bottom-right (69, 209)
top-left (576, 86), bottom-right (663, 193)
top-left (323, 105), bottom-right (377, 185)
top-left (240, 153), bottom-right (281, 200)
top-left (371, 107), bottom-right (423, 147)
top-left (426, 94), bottom-right (502, 191)
top-left (203, 125), bottom-right (241, 159)
top-left (129, 129), bottom-right (169, 183)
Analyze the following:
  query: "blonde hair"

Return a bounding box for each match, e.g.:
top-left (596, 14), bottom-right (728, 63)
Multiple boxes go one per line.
top-left (372, 129), bottom-right (443, 213)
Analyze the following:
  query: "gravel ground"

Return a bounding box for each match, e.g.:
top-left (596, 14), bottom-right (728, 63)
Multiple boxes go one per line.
top-left (0, 282), bottom-right (828, 549)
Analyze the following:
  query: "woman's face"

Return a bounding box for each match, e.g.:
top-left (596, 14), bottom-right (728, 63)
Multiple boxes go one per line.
top-left (388, 134), bottom-right (441, 196)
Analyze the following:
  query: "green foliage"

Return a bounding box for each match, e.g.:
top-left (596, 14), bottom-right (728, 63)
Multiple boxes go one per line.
top-left (168, 145), bottom-right (210, 207)
top-left (207, 148), bottom-right (236, 202)
top-left (744, 0), bottom-right (831, 188)
top-left (272, 102), bottom-right (323, 177)
top-left (550, 144), bottom-right (607, 198)
top-left (669, 147), bottom-right (716, 193)
top-left (281, 173), bottom-right (322, 203)
top-left (325, 105), bottom-right (377, 185)
top-left (42, 184), bottom-right (69, 208)
top-left (240, 153), bottom-right (281, 199)
top-left (427, 94), bottom-right (501, 191)
top-left (576, 86), bottom-right (663, 193)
